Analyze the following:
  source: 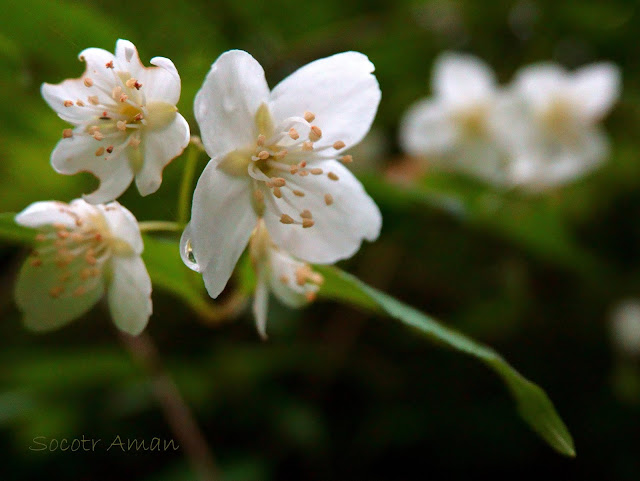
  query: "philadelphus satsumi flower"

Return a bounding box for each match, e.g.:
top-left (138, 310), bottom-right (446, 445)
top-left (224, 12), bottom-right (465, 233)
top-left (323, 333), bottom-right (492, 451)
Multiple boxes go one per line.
top-left (500, 62), bottom-right (621, 190)
top-left (14, 199), bottom-right (152, 335)
top-left (181, 50), bottom-right (382, 298)
top-left (250, 220), bottom-right (323, 339)
top-left (399, 52), bottom-right (511, 185)
top-left (41, 39), bottom-right (190, 203)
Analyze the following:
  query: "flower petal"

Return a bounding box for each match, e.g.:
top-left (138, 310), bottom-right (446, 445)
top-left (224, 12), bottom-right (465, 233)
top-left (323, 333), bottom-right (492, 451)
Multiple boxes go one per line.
top-left (15, 200), bottom-right (85, 229)
top-left (433, 52), bottom-right (497, 107)
top-left (399, 98), bottom-right (458, 156)
top-left (252, 272), bottom-right (269, 340)
top-left (264, 160), bottom-right (381, 264)
top-left (268, 52), bottom-right (381, 153)
top-left (512, 63), bottom-right (566, 112)
top-left (573, 62), bottom-right (621, 122)
top-left (99, 202), bottom-right (144, 255)
top-left (185, 160), bottom-right (258, 298)
top-left (136, 56), bottom-right (183, 105)
top-left (268, 250), bottom-right (309, 308)
top-left (135, 113), bottom-right (190, 196)
top-left (107, 255), bottom-right (152, 335)
top-left (15, 258), bottom-right (105, 332)
top-left (194, 50), bottom-right (270, 159)
top-left (50, 133), bottom-right (135, 204)
top-left (41, 79), bottom-right (106, 124)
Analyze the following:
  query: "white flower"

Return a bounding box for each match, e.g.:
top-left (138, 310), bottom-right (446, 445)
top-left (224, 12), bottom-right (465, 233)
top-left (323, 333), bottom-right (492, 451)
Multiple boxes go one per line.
top-left (41, 39), bottom-right (190, 203)
top-left (611, 300), bottom-right (640, 357)
top-left (14, 199), bottom-right (152, 335)
top-left (399, 52), bottom-right (511, 185)
top-left (250, 220), bottom-right (323, 339)
top-left (181, 50), bottom-right (382, 299)
top-left (500, 62), bottom-right (621, 190)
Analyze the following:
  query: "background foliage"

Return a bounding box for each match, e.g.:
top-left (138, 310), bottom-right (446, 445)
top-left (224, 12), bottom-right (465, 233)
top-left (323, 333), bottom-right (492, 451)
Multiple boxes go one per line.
top-left (1, 0), bottom-right (639, 479)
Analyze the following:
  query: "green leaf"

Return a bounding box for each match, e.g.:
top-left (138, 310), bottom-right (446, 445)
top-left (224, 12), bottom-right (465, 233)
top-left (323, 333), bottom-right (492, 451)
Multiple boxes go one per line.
top-left (316, 265), bottom-right (576, 457)
top-left (0, 212), bottom-right (35, 245)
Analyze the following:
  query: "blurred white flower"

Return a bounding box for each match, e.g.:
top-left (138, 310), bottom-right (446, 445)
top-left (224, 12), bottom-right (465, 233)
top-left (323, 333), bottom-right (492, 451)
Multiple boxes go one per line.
top-left (249, 220), bottom-right (323, 339)
top-left (181, 50), bottom-right (382, 299)
top-left (399, 52), bottom-right (511, 185)
top-left (42, 39), bottom-right (190, 203)
top-left (500, 61), bottom-right (621, 190)
top-left (15, 199), bottom-right (152, 335)
top-left (611, 300), bottom-right (640, 357)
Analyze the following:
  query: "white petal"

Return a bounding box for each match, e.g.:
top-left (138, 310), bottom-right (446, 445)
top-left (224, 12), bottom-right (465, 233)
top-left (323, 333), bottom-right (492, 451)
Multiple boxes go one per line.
top-left (268, 250), bottom-right (309, 308)
top-left (15, 258), bottom-right (105, 332)
top-left (268, 52), bottom-right (381, 152)
top-left (41, 80), bottom-right (104, 124)
top-left (137, 57), bottom-right (182, 105)
top-left (264, 160), bottom-right (381, 264)
top-left (186, 160), bottom-right (258, 298)
top-left (107, 255), bottom-right (152, 335)
top-left (50, 133), bottom-right (135, 204)
top-left (399, 98), bottom-right (458, 156)
top-left (135, 113), bottom-right (190, 196)
top-left (252, 273), bottom-right (269, 340)
top-left (99, 202), bottom-right (144, 255)
top-left (15, 201), bottom-right (84, 229)
top-left (433, 52), bottom-right (497, 107)
top-left (115, 39), bottom-right (142, 69)
top-left (194, 50), bottom-right (270, 159)
top-left (512, 63), bottom-right (566, 111)
top-left (572, 63), bottom-right (621, 122)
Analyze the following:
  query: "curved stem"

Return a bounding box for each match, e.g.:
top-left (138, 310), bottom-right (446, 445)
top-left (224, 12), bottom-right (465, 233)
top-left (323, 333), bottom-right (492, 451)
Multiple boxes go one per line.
top-left (119, 331), bottom-right (221, 481)
top-left (138, 221), bottom-right (184, 233)
top-left (178, 142), bottom-right (203, 226)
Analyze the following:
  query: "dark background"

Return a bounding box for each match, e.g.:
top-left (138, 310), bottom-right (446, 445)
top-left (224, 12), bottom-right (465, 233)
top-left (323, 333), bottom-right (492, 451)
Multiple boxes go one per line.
top-left (1, 0), bottom-right (639, 479)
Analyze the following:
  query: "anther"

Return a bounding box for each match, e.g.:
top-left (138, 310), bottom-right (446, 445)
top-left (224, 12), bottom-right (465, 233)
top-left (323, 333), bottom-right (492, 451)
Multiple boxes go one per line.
top-left (76, 100), bottom-right (85, 107)
top-left (93, 131), bottom-right (104, 141)
top-left (116, 120), bottom-right (127, 131)
top-left (129, 137), bottom-right (141, 148)
top-left (106, 145), bottom-right (114, 153)
top-left (119, 93), bottom-right (129, 103)
top-left (257, 134), bottom-right (266, 146)
top-left (270, 177), bottom-right (286, 187)
top-left (30, 258), bottom-right (42, 267)
top-left (280, 214), bottom-right (295, 224)
top-left (299, 171), bottom-right (309, 177)
top-left (302, 219), bottom-right (315, 228)
top-left (328, 172), bottom-right (339, 181)
top-left (257, 150), bottom-right (270, 160)
top-left (88, 95), bottom-right (100, 105)
top-left (62, 129), bottom-right (73, 139)
top-left (73, 286), bottom-right (87, 297)
top-left (274, 150), bottom-right (288, 159)
top-left (324, 193), bottom-right (334, 206)
top-left (305, 291), bottom-right (317, 302)
top-left (84, 77), bottom-right (94, 87)
top-left (63, 100), bottom-right (74, 107)
top-left (49, 286), bottom-right (64, 298)
top-left (95, 147), bottom-right (105, 156)
top-left (273, 187), bottom-right (282, 198)
top-left (279, 274), bottom-right (290, 284)
top-left (80, 268), bottom-right (92, 280)
top-left (299, 161), bottom-right (307, 168)
top-left (309, 126), bottom-right (322, 142)
top-left (300, 210), bottom-right (312, 219)
top-left (304, 111), bottom-right (315, 122)
top-left (310, 168), bottom-right (323, 175)
top-left (35, 234), bottom-right (47, 242)
top-left (105, 61), bottom-right (114, 69)
top-left (302, 141), bottom-right (313, 151)
top-left (293, 190), bottom-right (305, 197)
top-left (85, 252), bottom-right (97, 265)
top-left (333, 140), bottom-right (346, 150)
top-left (88, 125), bottom-right (100, 134)
top-left (56, 229), bottom-right (69, 239)
top-left (125, 78), bottom-right (138, 88)
top-left (341, 155), bottom-right (353, 163)
top-left (290, 166), bottom-right (299, 174)
top-left (112, 86), bottom-right (122, 99)
top-left (134, 113), bottom-right (144, 121)
top-left (295, 266), bottom-right (309, 285)
top-left (288, 128), bottom-right (299, 140)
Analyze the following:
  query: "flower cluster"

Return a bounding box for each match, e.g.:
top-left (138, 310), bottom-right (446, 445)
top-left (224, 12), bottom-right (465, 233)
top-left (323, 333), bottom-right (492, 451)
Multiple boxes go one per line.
top-left (400, 52), bottom-right (621, 190)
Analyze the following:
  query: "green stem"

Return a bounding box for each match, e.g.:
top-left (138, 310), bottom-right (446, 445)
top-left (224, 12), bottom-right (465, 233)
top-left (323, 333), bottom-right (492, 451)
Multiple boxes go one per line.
top-left (178, 144), bottom-right (202, 226)
top-left (138, 221), bottom-right (184, 233)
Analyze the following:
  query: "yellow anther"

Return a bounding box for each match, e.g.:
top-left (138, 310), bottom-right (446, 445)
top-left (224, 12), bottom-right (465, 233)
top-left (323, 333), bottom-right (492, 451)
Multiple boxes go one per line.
top-left (88, 95), bottom-right (100, 105)
top-left (280, 214), bottom-right (295, 224)
top-left (341, 155), bottom-right (353, 163)
top-left (274, 149), bottom-right (288, 159)
top-left (304, 111), bottom-right (315, 122)
top-left (302, 141), bottom-right (313, 151)
top-left (76, 100), bottom-right (85, 107)
top-left (300, 209), bottom-right (312, 219)
top-left (279, 274), bottom-right (290, 284)
top-left (270, 177), bottom-right (286, 187)
top-left (289, 128), bottom-right (300, 140)
top-left (117, 120), bottom-right (127, 131)
top-left (129, 137), bottom-right (141, 148)
top-left (93, 131), bottom-right (104, 141)
top-left (302, 219), bottom-right (315, 228)
top-left (309, 126), bottom-right (322, 142)
top-left (73, 286), bottom-right (87, 297)
top-left (293, 190), bottom-right (305, 197)
top-left (63, 100), bottom-right (74, 107)
top-left (49, 286), bottom-right (64, 298)
top-left (257, 134), bottom-right (266, 146)
top-left (119, 93), bottom-right (129, 103)
top-left (327, 172), bottom-right (339, 181)
top-left (324, 193), bottom-right (334, 206)
top-left (125, 78), bottom-right (138, 88)
top-left (273, 187), bottom-right (282, 198)
top-left (62, 129), bottom-right (73, 139)
top-left (310, 168), bottom-right (323, 175)
top-left (333, 140), bottom-right (346, 150)
top-left (95, 147), bottom-right (105, 156)
top-left (257, 150), bottom-right (270, 160)
top-left (84, 77), bottom-right (94, 87)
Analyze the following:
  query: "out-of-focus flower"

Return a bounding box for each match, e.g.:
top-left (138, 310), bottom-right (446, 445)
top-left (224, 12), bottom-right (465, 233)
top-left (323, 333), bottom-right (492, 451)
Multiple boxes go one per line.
top-left (500, 62), bottom-right (621, 190)
top-left (399, 52), bottom-right (511, 185)
top-left (181, 50), bottom-right (382, 299)
top-left (42, 39), bottom-right (190, 203)
top-left (14, 199), bottom-right (152, 335)
top-left (611, 300), bottom-right (640, 357)
top-left (249, 220), bottom-right (323, 339)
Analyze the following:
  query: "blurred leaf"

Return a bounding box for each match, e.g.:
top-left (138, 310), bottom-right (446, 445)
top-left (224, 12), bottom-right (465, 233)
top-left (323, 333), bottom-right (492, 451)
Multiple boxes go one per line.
top-left (317, 265), bottom-right (576, 457)
top-left (0, 212), bottom-right (34, 244)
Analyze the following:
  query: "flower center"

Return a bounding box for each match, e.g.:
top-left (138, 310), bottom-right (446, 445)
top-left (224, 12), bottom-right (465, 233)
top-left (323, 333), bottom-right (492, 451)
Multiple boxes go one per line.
top-left (60, 61), bottom-right (177, 173)
top-left (219, 104), bottom-right (354, 229)
top-left (28, 206), bottom-right (130, 299)
top-left (451, 104), bottom-right (490, 138)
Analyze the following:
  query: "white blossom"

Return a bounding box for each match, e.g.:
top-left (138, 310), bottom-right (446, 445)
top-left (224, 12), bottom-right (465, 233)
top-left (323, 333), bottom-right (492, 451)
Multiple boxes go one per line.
top-left (14, 199), bottom-right (152, 335)
top-left (611, 300), bottom-right (640, 357)
top-left (42, 39), bottom-right (190, 203)
top-left (181, 50), bottom-right (382, 299)
top-left (250, 220), bottom-right (323, 339)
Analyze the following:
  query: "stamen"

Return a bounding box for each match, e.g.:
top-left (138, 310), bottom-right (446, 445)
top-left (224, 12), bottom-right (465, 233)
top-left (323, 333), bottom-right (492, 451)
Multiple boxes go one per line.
top-left (84, 77), bottom-right (94, 87)
top-left (105, 60), bottom-right (114, 69)
top-left (62, 129), bottom-right (73, 139)
top-left (129, 137), bottom-right (141, 148)
top-left (106, 145), bottom-right (114, 153)
top-left (117, 120), bottom-right (127, 131)
top-left (257, 150), bottom-right (270, 160)
top-left (327, 172), bottom-right (339, 181)
top-left (293, 190), bottom-right (305, 197)
top-left (257, 134), bottom-right (266, 146)
top-left (273, 187), bottom-right (282, 198)
top-left (304, 111), bottom-right (315, 122)
top-left (300, 210), bottom-right (312, 219)
top-left (76, 100), bottom-right (85, 107)
top-left (274, 150), bottom-right (288, 160)
top-left (280, 214), bottom-right (294, 224)
top-left (279, 274), bottom-right (289, 284)
top-left (63, 100), bottom-right (74, 107)
top-left (95, 147), bottom-right (105, 156)
top-left (88, 95), bottom-right (100, 105)
top-left (302, 141), bottom-right (313, 151)
top-left (305, 291), bottom-right (317, 302)
top-left (270, 177), bottom-right (286, 187)
top-left (125, 78), bottom-right (138, 88)
top-left (112, 86), bottom-right (122, 99)
top-left (302, 219), bottom-right (314, 228)
top-left (288, 128), bottom-right (300, 140)
top-left (333, 140), bottom-right (346, 150)
top-left (73, 286), bottom-right (87, 297)
top-left (324, 193), bottom-right (334, 206)
top-left (309, 126), bottom-right (322, 142)
top-left (341, 155), bottom-right (353, 163)
top-left (30, 258), bottom-right (42, 267)
top-left (93, 131), bottom-right (104, 141)
top-left (119, 93), bottom-right (129, 103)
top-left (134, 113), bottom-right (144, 121)
top-left (49, 286), bottom-right (64, 298)
top-left (310, 168), bottom-right (323, 175)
